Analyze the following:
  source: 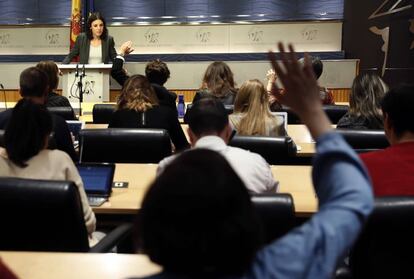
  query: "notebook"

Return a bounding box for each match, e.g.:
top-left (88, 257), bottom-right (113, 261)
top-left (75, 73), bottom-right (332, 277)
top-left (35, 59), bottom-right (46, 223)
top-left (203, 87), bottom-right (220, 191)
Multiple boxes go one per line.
top-left (76, 163), bottom-right (115, 206)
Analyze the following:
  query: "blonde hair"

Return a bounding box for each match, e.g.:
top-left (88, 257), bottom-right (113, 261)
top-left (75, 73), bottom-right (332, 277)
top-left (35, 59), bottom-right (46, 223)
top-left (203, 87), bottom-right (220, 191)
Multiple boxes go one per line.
top-left (117, 75), bottom-right (159, 112)
top-left (349, 73), bottom-right (387, 122)
top-left (233, 79), bottom-right (273, 135)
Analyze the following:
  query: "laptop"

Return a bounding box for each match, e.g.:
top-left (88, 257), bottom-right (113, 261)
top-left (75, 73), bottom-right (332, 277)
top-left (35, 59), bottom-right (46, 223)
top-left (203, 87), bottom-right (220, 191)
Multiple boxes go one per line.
top-left (271, 111), bottom-right (288, 131)
top-left (66, 120), bottom-right (85, 148)
top-left (76, 163), bottom-right (115, 207)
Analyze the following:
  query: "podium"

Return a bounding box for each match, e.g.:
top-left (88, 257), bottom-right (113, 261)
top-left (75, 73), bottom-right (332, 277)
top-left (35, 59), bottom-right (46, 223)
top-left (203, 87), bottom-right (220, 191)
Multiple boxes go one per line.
top-left (58, 64), bottom-right (112, 102)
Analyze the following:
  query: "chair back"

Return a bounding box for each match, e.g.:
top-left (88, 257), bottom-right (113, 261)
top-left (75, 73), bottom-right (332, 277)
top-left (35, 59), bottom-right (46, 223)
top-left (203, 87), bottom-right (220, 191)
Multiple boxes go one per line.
top-left (229, 135), bottom-right (297, 165)
top-left (92, 104), bottom-right (116, 124)
top-left (47, 106), bottom-right (77, 120)
top-left (323, 105), bottom-right (349, 124)
top-left (79, 128), bottom-right (172, 163)
top-left (0, 177), bottom-right (89, 252)
top-left (336, 129), bottom-right (389, 152)
top-left (350, 197), bottom-right (414, 278)
top-left (251, 193), bottom-right (295, 244)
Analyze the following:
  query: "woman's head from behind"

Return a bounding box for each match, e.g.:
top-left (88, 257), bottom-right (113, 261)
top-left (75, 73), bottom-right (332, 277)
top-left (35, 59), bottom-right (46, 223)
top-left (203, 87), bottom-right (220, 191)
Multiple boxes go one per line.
top-left (350, 73), bottom-right (387, 119)
top-left (86, 12), bottom-right (108, 40)
top-left (137, 149), bottom-right (261, 276)
top-left (5, 99), bottom-right (52, 167)
top-left (234, 79), bottom-right (271, 135)
top-left (36, 60), bottom-right (59, 92)
top-left (235, 79), bottom-right (269, 114)
top-left (202, 61), bottom-right (236, 97)
top-left (117, 74), bottom-right (159, 112)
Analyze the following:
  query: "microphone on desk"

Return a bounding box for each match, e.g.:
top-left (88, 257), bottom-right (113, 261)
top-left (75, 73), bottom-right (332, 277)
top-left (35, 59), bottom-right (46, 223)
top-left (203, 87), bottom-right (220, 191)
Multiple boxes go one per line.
top-left (82, 64), bottom-right (86, 77)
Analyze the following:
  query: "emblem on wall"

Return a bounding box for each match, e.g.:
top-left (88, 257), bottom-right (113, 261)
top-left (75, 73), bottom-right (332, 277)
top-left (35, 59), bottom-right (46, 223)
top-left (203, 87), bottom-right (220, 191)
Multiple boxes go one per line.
top-left (248, 27), bottom-right (264, 42)
top-left (368, 0), bottom-right (413, 76)
top-left (196, 28), bottom-right (211, 43)
top-left (144, 28), bottom-right (160, 44)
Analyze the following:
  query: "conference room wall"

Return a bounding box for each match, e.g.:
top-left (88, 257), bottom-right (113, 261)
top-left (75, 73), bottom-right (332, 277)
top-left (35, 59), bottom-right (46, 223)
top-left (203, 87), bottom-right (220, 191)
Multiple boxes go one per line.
top-left (0, 60), bottom-right (357, 92)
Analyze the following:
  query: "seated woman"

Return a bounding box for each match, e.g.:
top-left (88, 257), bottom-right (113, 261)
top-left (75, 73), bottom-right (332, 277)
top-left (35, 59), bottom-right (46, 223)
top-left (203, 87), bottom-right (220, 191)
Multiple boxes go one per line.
top-left (192, 61), bottom-right (238, 105)
top-left (36, 60), bottom-right (76, 118)
top-left (0, 99), bottom-right (96, 244)
top-left (337, 73), bottom-right (387, 130)
top-left (230, 79), bottom-right (286, 137)
top-left (108, 75), bottom-right (189, 151)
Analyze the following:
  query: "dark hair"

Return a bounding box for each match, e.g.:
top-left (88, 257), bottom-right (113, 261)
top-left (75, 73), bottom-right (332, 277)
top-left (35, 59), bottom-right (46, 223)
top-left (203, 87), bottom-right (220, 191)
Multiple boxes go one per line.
top-left (145, 59), bottom-right (170, 85)
top-left (381, 84), bottom-right (414, 137)
top-left (36, 61), bottom-right (59, 91)
top-left (201, 61), bottom-right (237, 97)
top-left (310, 56), bottom-right (323, 79)
top-left (19, 67), bottom-right (49, 98)
top-left (4, 99), bottom-right (53, 167)
top-left (137, 149), bottom-right (262, 276)
top-left (86, 12), bottom-right (108, 40)
top-left (187, 98), bottom-right (228, 136)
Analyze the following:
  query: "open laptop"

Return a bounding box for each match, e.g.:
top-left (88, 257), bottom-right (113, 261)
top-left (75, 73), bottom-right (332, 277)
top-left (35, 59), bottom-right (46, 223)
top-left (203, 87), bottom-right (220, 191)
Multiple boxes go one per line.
top-left (271, 111), bottom-right (288, 132)
top-left (66, 120), bottom-right (85, 149)
top-left (76, 163), bottom-right (115, 207)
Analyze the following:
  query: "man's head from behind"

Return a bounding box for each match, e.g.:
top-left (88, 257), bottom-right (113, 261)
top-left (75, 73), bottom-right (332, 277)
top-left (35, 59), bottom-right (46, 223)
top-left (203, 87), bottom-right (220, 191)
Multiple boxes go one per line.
top-left (299, 56), bottom-right (323, 80)
top-left (186, 98), bottom-right (232, 145)
top-left (381, 84), bottom-right (414, 143)
top-left (19, 67), bottom-right (49, 104)
top-left (137, 149), bottom-right (261, 276)
top-left (145, 59), bottom-right (170, 86)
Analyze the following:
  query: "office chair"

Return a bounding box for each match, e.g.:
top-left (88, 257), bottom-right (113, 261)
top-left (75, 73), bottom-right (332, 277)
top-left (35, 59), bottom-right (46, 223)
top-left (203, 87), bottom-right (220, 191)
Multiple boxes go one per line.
top-left (0, 177), bottom-right (132, 252)
top-left (251, 193), bottom-right (296, 244)
top-left (336, 129), bottom-right (389, 153)
top-left (47, 106), bottom-right (77, 120)
top-left (92, 103), bottom-right (116, 124)
top-left (229, 135), bottom-right (297, 165)
top-left (79, 128), bottom-right (172, 163)
top-left (349, 196), bottom-right (414, 279)
top-left (323, 105), bottom-right (349, 124)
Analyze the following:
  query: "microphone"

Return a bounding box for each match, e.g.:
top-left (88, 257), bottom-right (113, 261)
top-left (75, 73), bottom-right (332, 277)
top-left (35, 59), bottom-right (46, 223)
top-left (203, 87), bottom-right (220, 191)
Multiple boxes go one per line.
top-left (82, 64), bottom-right (86, 77)
top-left (75, 64), bottom-right (79, 77)
top-left (1, 83), bottom-right (7, 110)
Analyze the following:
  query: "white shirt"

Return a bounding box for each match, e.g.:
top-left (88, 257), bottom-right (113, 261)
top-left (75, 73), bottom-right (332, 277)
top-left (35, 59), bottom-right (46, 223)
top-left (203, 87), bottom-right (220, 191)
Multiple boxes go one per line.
top-left (88, 44), bottom-right (102, 64)
top-left (158, 136), bottom-right (279, 193)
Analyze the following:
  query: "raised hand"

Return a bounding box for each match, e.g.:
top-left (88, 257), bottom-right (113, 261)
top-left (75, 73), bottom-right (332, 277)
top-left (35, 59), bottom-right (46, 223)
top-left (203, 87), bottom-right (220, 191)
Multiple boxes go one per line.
top-left (268, 43), bottom-right (332, 138)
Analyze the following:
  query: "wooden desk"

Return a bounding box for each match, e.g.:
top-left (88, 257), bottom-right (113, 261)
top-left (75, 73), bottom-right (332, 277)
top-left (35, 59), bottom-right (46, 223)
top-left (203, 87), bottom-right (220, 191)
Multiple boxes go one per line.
top-left (96, 164), bottom-right (317, 216)
top-left (0, 252), bottom-right (161, 279)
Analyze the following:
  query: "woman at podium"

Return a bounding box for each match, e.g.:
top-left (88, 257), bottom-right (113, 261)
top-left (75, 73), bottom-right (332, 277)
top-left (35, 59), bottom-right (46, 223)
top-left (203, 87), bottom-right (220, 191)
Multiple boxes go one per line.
top-left (62, 12), bottom-right (117, 64)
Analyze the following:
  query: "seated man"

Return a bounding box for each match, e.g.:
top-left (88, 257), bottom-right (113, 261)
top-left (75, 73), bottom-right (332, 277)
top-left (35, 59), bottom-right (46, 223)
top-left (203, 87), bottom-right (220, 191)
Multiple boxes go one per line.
top-left (133, 43), bottom-right (373, 279)
top-left (158, 98), bottom-right (278, 193)
top-left (0, 67), bottom-right (77, 161)
top-left (360, 84), bottom-right (414, 195)
top-left (111, 43), bottom-right (177, 111)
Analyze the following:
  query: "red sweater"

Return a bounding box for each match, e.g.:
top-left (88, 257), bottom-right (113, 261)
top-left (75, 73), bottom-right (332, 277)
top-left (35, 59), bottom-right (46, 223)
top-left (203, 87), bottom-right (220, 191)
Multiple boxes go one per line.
top-left (360, 142), bottom-right (414, 196)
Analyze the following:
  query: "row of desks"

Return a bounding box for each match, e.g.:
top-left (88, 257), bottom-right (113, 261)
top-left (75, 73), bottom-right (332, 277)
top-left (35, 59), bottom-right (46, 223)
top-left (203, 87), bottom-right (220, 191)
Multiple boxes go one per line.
top-left (97, 164), bottom-right (317, 217)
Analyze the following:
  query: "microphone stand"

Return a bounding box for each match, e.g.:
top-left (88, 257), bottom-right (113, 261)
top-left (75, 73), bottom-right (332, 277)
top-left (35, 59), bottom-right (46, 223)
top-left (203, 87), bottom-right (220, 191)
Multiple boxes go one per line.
top-left (77, 64), bottom-right (86, 116)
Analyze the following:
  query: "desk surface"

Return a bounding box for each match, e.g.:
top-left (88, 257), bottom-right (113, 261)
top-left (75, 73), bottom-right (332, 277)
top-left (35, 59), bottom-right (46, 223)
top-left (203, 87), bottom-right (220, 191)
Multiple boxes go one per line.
top-left (0, 252), bottom-right (161, 279)
top-left (96, 164), bottom-right (317, 216)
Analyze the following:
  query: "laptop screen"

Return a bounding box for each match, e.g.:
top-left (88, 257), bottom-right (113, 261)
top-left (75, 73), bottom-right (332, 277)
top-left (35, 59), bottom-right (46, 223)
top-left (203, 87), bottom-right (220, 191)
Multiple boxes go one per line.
top-left (76, 163), bottom-right (115, 195)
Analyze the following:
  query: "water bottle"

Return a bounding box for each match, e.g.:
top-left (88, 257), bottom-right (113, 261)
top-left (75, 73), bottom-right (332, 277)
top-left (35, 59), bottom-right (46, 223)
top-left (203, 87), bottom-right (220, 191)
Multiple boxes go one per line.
top-left (177, 95), bottom-right (186, 118)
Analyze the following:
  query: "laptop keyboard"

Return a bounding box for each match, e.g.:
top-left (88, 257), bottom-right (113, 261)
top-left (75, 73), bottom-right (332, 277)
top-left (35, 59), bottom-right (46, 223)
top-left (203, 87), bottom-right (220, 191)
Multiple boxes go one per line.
top-left (88, 197), bottom-right (107, 207)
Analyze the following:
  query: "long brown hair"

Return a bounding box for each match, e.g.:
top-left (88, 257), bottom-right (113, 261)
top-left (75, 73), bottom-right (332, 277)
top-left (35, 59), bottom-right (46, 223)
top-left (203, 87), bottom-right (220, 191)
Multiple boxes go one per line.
top-left (349, 73), bottom-right (387, 123)
top-left (36, 60), bottom-right (59, 91)
top-left (201, 61), bottom-right (237, 97)
top-left (117, 75), bottom-right (159, 112)
top-left (233, 79), bottom-right (272, 135)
